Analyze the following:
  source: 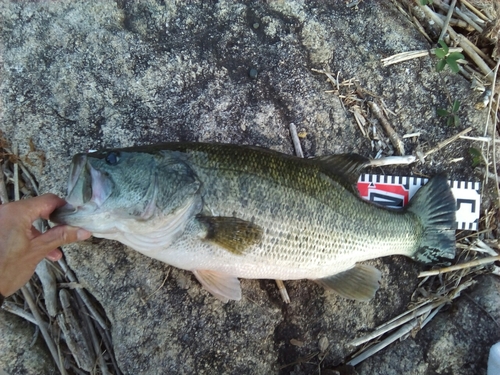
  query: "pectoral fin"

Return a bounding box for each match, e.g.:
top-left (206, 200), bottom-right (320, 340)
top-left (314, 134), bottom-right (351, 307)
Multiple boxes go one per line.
top-left (314, 264), bottom-right (381, 301)
top-left (197, 216), bottom-right (263, 254)
top-left (193, 270), bottom-right (242, 303)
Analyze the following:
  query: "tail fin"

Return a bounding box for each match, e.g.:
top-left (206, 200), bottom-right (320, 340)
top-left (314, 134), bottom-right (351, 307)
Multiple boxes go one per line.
top-left (406, 174), bottom-right (456, 264)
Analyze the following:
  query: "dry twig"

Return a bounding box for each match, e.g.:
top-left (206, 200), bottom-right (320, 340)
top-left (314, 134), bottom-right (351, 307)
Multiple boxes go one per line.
top-left (423, 127), bottom-right (472, 158)
top-left (439, 0), bottom-right (457, 41)
top-left (419, 255), bottom-right (500, 277)
top-left (368, 101), bottom-right (405, 155)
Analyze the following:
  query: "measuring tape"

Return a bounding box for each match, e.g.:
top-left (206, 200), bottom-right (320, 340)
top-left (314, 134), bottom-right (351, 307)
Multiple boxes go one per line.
top-left (357, 174), bottom-right (481, 231)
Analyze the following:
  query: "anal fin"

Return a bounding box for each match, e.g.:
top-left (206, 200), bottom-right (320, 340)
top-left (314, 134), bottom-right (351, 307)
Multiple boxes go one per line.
top-left (314, 264), bottom-right (381, 301)
top-left (192, 270), bottom-right (242, 303)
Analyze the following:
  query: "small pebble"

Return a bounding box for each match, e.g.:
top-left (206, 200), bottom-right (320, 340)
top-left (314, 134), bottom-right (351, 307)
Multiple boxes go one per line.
top-left (319, 336), bottom-right (329, 352)
top-left (253, 22), bottom-right (260, 29)
top-left (298, 131), bottom-right (307, 138)
top-left (248, 68), bottom-right (258, 79)
top-left (290, 338), bottom-right (304, 347)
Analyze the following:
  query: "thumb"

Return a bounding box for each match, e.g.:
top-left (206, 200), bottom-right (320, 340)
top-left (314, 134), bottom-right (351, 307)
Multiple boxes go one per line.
top-left (31, 225), bottom-right (91, 255)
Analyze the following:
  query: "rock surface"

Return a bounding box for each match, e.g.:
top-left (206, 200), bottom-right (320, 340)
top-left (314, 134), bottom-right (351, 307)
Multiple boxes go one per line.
top-left (0, 310), bottom-right (56, 375)
top-left (0, 1), bottom-right (498, 374)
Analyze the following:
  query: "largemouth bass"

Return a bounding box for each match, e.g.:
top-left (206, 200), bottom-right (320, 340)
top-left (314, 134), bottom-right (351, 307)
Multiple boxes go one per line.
top-left (51, 143), bottom-right (456, 302)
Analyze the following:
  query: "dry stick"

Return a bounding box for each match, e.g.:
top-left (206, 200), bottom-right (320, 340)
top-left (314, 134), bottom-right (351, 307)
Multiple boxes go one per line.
top-left (275, 280), bottom-right (290, 304)
top-left (13, 147), bottom-right (20, 201)
top-left (482, 59), bottom-right (500, 189)
top-left (456, 34), bottom-right (496, 70)
top-left (348, 299), bottom-right (443, 346)
top-left (94, 320), bottom-right (123, 375)
top-left (460, 0), bottom-right (491, 21)
top-left (490, 60), bottom-right (500, 209)
top-left (58, 289), bottom-right (95, 371)
top-left (311, 68), bottom-right (337, 89)
top-left (2, 301), bottom-right (39, 325)
top-left (3, 146), bottom-right (40, 196)
top-left (381, 50), bottom-right (430, 66)
top-left (419, 5), bottom-right (493, 78)
top-left (418, 255), bottom-right (500, 277)
top-left (368, 101), bottom-right (405, 155)
top-left (419, 304), bottom-right (445, 330)
top-left (76, 293), bottom-right (111, 375)
top-left (412, 15), bottom-right (433, 43)
top-left (17, 162), bottom-right (40, 196)
top-left (347, 318), bottom-right (420, 366)
top-left (423, 127), bottom-right (472, 158)
top-left (403, 132), bottom-right (421, 138)
top-left (460, 135), bottom-right (500, 144)
top-left (434, 0), bottom-right (484, 33)
top-left (0, 165), bottom-right (8, 204)
top-left (289, 123), bottom-right (304, 158)
top-left (35, 260), bottom-right (58, 318)
top-left (369, 155), bottom-right (416, 167)
top-left (349, 279), bottom-right (475, 366)
top-left (21, 285), bottom-right (66, 375)
top-left (446, 17), bottom-right (473, 30)
top-left (439, 0), bottom-right (457, 42)
top-left (58, 258), bottom-right (108, 330)
top-left (390, 0), bottom-right (433, 42)
top-left (381, 48), bottom-right (463, 67)
top-left (352, 107), bottom-right (368, 137)
top-left (455, 240), bottom-right (497, 256)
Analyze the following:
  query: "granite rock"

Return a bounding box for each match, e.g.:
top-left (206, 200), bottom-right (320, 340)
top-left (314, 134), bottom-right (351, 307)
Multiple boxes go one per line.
top-left (0, 1), bottom-right (497, 374)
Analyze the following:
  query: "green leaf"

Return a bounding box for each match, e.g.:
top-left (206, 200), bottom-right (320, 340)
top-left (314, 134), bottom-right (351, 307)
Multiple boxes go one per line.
top-left (437, 108), bottom-right (449, 117)
top-left (469, 147), bottom-right (482, 167)
top-left (446, 57), bottom-right (460, 73)
top-left (452, 99), bottom-right (460, 113)
top-left (448, 52), bottom-right (464, 61)
top-left (447, 116), bottom-right (454, 127)
top-left (469, 147), bottom-right (481, 157)
top-left (436, 59), bottom-right (447, 72)
top-left (434, 48), bottom-right (447, 59)
top-left (453, 115), bottom-right (460, 127)
top-left (438, 40), bottom-right (449, 54)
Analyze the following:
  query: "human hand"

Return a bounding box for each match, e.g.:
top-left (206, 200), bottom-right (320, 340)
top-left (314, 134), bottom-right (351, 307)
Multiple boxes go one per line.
top-left (0, 194), bottom-right (91, 297)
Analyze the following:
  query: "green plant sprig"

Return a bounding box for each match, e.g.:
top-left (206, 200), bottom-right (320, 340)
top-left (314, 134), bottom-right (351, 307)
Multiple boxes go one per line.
top-left (437, 99), bottom-right (461, 127)
top-left (434, 40), bottom-right (465, 74)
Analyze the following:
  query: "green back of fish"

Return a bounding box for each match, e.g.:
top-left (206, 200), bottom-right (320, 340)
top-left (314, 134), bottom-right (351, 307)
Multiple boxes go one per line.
top-left (139, 143), bottom-right (421, 270)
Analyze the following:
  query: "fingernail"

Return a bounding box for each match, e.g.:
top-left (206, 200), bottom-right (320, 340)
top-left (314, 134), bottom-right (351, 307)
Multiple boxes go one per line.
top-left (77, 229), bottom-right (92, 241)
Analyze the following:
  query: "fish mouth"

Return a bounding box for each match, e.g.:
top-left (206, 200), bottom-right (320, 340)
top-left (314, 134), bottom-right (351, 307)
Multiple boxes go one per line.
top-left (51, 154), bottom-right (113, 224)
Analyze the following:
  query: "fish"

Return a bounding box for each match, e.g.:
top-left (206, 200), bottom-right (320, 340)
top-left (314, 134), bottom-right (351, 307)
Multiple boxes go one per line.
top-left (51, 143), bottom-right (457, 302)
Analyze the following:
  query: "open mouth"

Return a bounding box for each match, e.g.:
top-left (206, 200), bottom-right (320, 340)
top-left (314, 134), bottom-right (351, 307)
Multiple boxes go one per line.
top-left (51, 154), bottom-right (113, 223)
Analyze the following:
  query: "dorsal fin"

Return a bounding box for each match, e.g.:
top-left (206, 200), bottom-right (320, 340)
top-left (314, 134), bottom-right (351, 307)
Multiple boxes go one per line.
top-left (313, 153), bottom-right (370, 192)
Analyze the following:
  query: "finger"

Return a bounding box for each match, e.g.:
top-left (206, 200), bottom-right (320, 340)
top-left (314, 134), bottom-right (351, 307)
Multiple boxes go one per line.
top-left (30, 226), bottom-right (42, 239)
top-left (31, 225), bottom-right (91, 255)
top-left (46, 248), bottom-right (63, 262)
top-left (12, 194), bottom-right (67, 222)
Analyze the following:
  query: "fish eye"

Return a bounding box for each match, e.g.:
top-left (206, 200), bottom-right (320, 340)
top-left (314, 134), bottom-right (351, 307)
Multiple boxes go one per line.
top-left (105, 151), bottom-right (120, 165)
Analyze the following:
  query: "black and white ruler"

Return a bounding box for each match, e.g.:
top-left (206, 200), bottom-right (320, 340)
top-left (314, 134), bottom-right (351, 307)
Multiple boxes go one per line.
top-left (357, 174), bottom-right (481, 231)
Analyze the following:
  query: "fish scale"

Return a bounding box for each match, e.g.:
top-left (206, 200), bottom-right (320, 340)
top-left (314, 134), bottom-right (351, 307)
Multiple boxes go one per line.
top-left (51, 142), bottom-right (457, 302)
top-left (180, 146), bottom-right (419, 270)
